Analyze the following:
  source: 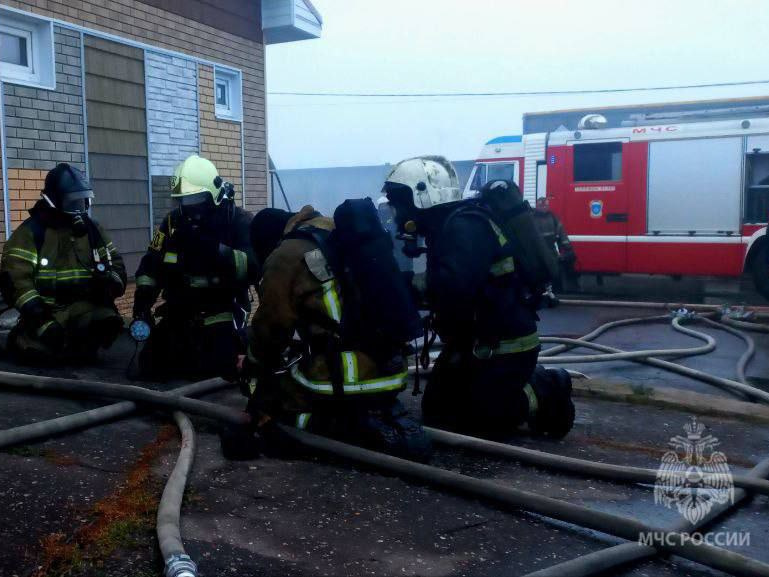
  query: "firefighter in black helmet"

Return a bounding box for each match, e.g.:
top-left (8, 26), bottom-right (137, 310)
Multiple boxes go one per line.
top-left (0, 163), bottom-right (127, 364)
top-left (132, 154), bottom-right (257, 381)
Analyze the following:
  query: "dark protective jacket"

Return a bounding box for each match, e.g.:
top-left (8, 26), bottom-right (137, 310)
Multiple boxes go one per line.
top-left (424, 201), bottom-right (539, 354)
top-left (0, 200), bottom-right (126, 315)
top-left (134, 203), bottom-right (256, 319)
top-left (247, 206), bottom-right (408, 415)
top-left (533, 209), bottom-right (573, 258)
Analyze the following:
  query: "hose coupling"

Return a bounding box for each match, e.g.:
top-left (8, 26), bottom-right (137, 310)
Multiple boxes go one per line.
top-left (164, 554), bottom-right (197, 577)
top-left (671, 307), bottom-right (696, 320)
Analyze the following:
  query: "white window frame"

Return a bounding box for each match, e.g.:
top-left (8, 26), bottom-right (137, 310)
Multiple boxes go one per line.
top-left (0, 8), bottom-right (55, 90)
top-left (0, 24), bottom-right (34, 79)
top-left (214, 66), bottom-right (242, 121)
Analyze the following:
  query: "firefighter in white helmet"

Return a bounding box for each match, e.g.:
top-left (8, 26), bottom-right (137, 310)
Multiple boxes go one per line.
top-left (383, 156), bottom-right (575, 439)
top-left (132, 154), bottom-right (257, 380)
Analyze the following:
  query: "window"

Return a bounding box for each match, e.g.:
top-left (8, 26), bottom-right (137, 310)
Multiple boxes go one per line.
top-left (0, 10), bottom-right (55, 89)
top-left (573, 142), bottom-right (622, 182)
top-left (0, 27), bottom-right (31, 68)
top-left (465, 162), bottom-right (520, 198)
top-left (469, 164), bottom-right (486, 191)
top-left (486, 162), bottom-right (517, 183)
top-left (216, 79), bottom-right (229, 109)
top-left (214, 67), bottom-right (242, 121)
top-left (744, 152), bottom-right (769, 223)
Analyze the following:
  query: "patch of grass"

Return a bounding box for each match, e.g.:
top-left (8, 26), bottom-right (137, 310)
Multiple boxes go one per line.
top-left (32, 425), bottom-right (176, 577)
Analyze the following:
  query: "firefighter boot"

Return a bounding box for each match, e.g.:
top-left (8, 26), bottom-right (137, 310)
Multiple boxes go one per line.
top-left (527, 366), bottom-right (575, 439)
top-left (357, 399), bottom-right (433, 463)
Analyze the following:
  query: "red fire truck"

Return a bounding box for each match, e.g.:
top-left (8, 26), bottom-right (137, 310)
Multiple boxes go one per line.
top-left (464, 97), bottom-right (769, 298)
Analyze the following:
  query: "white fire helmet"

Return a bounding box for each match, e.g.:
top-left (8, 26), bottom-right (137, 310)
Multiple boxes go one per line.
top-left (385, 156), bottom-right (461, 209)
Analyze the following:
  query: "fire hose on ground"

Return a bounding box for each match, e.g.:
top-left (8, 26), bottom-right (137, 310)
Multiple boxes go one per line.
top-left (0, 377), bottom-right (230, 450)
top-left (1, 374), bottom-right (768, 576)
top-left (158, 412), bottom-right (198, 577)
top-left (0, 304), bottom-right (768, 576)
top-left (277, 424), bottom-right (769, 577)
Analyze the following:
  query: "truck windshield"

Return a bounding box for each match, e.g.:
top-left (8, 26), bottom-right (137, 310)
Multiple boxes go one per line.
top-left (469, 162), bottom-right (516, 194)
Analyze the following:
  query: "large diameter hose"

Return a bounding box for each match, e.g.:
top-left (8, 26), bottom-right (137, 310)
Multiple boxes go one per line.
top-left (424, 427), bottom-right (769, 496)
top-left (559, 299), bottom-right (769, 317)
top-left (700, 317), bottom-right (755, 385)
top-left (539, 316), bottom-right (715, 364)
top-left (0, 378), bottom-right (231, 450)
top-left (0, 371), bottom-right (249, 427)
top-left (158, 412), bottom-right (198, 577)
top-left (539, 315), bottom-right (670, 358)
top-left (277, 425), bottom-right (769, 577)
top-left (721, 315), bottom-right (769, 333)
top-left (541, 337), bottom-right (769, 404)
top-left (523, 453), bottom-right (769, 577)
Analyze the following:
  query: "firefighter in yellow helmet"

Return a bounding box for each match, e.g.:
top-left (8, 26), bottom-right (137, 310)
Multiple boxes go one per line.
top-left (0, 163), bottom-right (126, 364)
top-left (132, 154), bottom-right (257, 380)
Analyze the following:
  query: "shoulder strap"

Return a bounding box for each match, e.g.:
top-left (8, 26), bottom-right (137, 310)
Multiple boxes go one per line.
top-left (443, 202), bottom-right (509, 248)
top-left (27, 215), bottom-right (47, 255)
top-left (285, 225), bottom-right (341, 275)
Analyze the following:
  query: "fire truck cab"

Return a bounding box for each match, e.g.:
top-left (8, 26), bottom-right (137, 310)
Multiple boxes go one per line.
top-left (465, 98), bottom-right (769, 298)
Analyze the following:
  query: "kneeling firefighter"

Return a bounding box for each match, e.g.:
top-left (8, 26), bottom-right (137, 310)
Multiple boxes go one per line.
top-left (384, 157), bottom-right (575, 439)
top-left (240, 202), bottom-right (431, 461)
top-left (132, 155), bottom-right (256, 380)
top-left (0, 163), bottom-right (127, 363)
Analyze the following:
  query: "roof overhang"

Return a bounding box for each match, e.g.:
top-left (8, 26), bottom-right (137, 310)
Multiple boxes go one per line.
top-left (262, 0), bottom-right (322, 44)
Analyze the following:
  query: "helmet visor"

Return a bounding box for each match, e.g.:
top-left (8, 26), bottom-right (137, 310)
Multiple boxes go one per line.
top-left (175, 192), bottom-right (211, 207)
top-left (61, 189), bottom-right (93, 214)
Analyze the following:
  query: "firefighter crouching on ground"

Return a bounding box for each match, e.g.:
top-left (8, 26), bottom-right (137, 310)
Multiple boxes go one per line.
top-left (0, 163), bottom-right (126, 364)
top-left (237, 203), bottom-right (431, 461)
top-left (384, 157), bottom-right (575, 439)
top-left (132, 154), bottom-right (256, 381)
top-left (534, 196), bottom-right (579, 294)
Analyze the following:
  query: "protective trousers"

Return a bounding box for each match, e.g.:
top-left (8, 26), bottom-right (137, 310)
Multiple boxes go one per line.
top-left (8, 300), bottom-right (122, 363)
top-left (422, 346), bottom-right (539, 438)
top-left (138, 311), bottom-right (241, 381)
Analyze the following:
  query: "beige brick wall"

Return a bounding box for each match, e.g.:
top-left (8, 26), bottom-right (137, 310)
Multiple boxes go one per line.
top-left (3, 0), bottom-right (268, 212)
top-left (7, 168), bottom-right (46, 231)
top-left (198, 65), bottom-right (243, 204)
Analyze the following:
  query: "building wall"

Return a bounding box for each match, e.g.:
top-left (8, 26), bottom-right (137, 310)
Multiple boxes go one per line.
top-left (145, 52), bottom-right (199, 176)
top-left (2, 26), bottom-right (86, 231)
top-left (199, 64), bottom-right (243, 202)
top-left (0, 1), bottom-right (268, 317)
top-left (84, 36), bottom-right (150, 276)
top-left (3, 0), bottom-right (267, 212)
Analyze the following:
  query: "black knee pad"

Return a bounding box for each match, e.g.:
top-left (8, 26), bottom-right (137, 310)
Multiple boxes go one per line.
top-left (527, 366), bottom-right (575, 439)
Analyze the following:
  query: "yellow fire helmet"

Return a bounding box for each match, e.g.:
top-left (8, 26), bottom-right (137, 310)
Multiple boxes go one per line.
top-left (170, 154), bottom-right (223, 205)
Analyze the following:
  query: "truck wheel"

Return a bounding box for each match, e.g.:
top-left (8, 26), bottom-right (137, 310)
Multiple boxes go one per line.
top-left (751, 240), bottom-right (769, 300)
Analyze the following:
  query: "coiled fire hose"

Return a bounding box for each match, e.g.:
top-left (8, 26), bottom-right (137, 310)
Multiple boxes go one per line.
top-left (538, 315), bottom-right (716, 364)
top-left (541, 336), bottom-right (769, 404)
